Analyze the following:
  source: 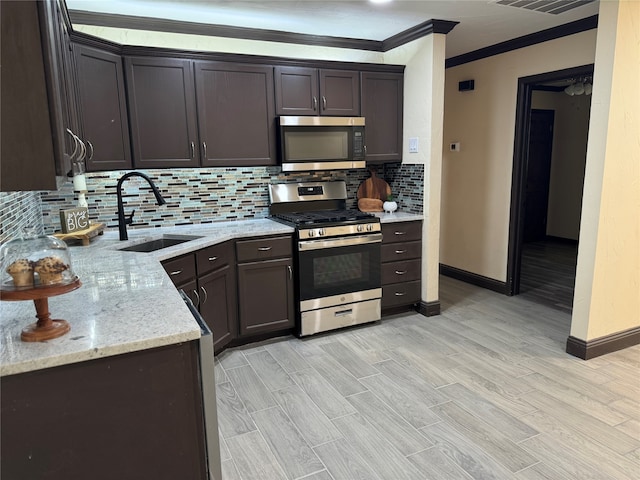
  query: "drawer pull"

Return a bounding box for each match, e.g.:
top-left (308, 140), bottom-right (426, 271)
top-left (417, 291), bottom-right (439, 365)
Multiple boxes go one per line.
top-left (335, 308), bottom-right (353, 317)
top-left (257, 246), bottom-right (272, 251)
top-left (394, 292), bottom-right (406, 296)
top-left (395, 249), bottom-right (407, 254)
top-left (169, 270), bottom-right (183, 276)
top-left (394, 231), bottom-right (407, 236)
top-left (395, 270), bottom-right (407, 275)
top-left (208, 256), bottom-right (218, 262)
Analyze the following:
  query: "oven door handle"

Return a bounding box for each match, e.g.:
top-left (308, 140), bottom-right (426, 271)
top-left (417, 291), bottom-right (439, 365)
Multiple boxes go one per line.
top-left (298, 233), bottom-right (382, 251)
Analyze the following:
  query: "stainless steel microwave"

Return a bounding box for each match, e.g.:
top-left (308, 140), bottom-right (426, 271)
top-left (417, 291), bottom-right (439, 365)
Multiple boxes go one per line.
top-left (278, 116), bottom-right (366, 171)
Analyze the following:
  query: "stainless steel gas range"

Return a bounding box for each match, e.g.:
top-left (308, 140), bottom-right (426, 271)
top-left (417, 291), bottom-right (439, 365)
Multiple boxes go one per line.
top-left (269, 181), bottom-right (382, 336)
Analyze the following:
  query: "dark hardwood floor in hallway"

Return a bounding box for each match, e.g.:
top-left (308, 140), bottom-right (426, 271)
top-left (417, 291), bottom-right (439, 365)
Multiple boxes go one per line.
top-left (519, 239), bottom-right (578, 314)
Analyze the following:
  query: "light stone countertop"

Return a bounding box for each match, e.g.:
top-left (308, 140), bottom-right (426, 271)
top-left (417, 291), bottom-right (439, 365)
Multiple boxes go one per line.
top-left (0, 219), bottom-right (293, 376)
top-left (374, 212), bottom-right (423, 223)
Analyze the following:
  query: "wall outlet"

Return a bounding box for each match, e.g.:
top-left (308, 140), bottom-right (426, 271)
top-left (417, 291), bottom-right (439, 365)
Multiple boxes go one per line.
top-left (409, 137), bottom-right (419, 153)
top-left (449, 142), bottom-right (461, 152)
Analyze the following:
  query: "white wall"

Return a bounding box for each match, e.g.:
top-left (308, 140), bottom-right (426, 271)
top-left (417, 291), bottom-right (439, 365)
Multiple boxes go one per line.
top-left (441, 30), bottom-right (597, 281)
top-left (385, 35), bottom-right (446, 303)
top-left (571, 0), bottom-right (640, 341)
top-left (531, 91), bottom-right (591, 241)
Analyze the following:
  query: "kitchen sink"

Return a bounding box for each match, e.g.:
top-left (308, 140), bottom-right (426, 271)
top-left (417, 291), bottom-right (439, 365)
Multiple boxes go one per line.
top-left (118, 235), bottom-right (203, 253)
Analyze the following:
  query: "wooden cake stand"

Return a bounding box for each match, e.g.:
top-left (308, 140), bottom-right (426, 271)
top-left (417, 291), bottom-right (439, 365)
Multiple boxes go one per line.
top-left (0, 278), bottom-right (81, 342)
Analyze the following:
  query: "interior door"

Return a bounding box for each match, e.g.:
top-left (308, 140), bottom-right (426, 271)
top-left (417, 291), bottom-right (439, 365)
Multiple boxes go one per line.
top-left (524, 109), bottom-right (554, 242)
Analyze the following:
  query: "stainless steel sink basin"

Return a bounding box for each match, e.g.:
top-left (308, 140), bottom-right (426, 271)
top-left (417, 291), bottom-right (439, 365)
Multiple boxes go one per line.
top-left (118, 235), bottom-right (202, 253)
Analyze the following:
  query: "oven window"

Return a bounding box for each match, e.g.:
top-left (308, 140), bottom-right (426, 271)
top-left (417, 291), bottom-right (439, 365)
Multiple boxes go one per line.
top-left (314, 252), bottom-right (368, 288)
top-left (298, 242), bottom-right (380, 301)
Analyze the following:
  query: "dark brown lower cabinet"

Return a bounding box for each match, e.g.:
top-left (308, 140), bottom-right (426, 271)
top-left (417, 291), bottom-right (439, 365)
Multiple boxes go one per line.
top-left (236, 235), bottom-right (294, 337)
top-left (199, 262), bottom-right (236, 351)
top-left (381, 221), bottom-right (423, 314)
top-left (162, 241), bottom-right (237, 354)
top-left (1, 342), bottom-right (208, 480)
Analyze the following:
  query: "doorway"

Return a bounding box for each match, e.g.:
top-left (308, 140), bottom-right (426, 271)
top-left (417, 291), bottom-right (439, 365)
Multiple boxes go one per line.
top-left (506, 64), bottom-right (594, 302)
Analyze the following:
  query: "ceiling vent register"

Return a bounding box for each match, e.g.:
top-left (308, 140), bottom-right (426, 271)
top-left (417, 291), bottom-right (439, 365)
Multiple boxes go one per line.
top-left (493, 0), bottom-right (595, 15)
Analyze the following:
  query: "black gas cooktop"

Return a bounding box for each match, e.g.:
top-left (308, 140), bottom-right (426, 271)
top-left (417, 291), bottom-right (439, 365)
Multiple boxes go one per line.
top-left (272, 209), bottom-right (376, 227)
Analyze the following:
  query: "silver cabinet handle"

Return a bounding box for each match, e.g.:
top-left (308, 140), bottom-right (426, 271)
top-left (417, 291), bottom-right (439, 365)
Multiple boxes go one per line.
top-left (192, 289), bottom-right (200, 307)
top-left (395, 249), bottom-right (407, 254)
top-left (322, 95), bottom-right (327, 110)
top-left (208, 256), bottom-right (218, 262)
top-left (287, 265), bottom-right (292, 280)
top-left (200, 286), bottom-right (208, 305)
top-left (394, 231), bottom-right (407, 236)
top-left (258, 246), bottom-right (272, 251)
top-left (190, 141), bottom-right (195, 158)
top-left (395, 270), bottom-right (407, 275)
top-left (66, 128), bottom-right (79, 162)
top-left (202, 142), bottom-right (207, 159)
top-left (87, 140), bottom-right (94, 160)
top-left (169, 270), bottom-right (183, 276)
top-left (313, 96), bottom-right (318, 111)
top-left (394, 292), bottom-right (406, 296)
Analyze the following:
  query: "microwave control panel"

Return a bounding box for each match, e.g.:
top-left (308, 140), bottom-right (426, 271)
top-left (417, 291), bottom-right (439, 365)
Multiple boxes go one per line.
top-left (353, 128), bottom-right (365, 159)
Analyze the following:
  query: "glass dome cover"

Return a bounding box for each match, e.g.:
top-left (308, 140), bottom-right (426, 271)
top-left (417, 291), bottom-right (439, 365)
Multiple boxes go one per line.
top-left (1, 232), bottom-right (77, 290)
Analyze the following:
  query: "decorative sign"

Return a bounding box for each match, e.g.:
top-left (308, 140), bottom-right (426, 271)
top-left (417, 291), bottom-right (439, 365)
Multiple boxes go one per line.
top-left (60, 208), bottom-right (90, 233)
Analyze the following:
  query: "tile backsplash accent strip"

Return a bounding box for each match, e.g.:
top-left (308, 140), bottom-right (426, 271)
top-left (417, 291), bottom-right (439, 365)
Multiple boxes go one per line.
top-left (0, 191), bottom-right (45, 243)
top-left (38, 165), bottom-right (423, 233)
top-left (385, 163), bottom-right (425, 214)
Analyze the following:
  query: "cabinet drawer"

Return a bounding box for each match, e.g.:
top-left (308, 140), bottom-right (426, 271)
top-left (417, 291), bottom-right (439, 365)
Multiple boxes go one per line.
top-left (196, 241), bottom-right (234, 276)
top-left (382, 281), bottom-right (421, 309)
top-left (381, 240), bottom-right (421, 263)
top-left (162, 255), bottom-right (196, 286)
top-left (236, 236), bottom-right (292, 263)
top-left (381, 221), bottom-right (422, 244)
top-left (381, 259), bottom-right (421, 284)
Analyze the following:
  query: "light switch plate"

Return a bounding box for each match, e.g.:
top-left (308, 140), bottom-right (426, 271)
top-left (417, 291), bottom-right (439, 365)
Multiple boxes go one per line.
top-left (409, 137), bottom-right (419, 153)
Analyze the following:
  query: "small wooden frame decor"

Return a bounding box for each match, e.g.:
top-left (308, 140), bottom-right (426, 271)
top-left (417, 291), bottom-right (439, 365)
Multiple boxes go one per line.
top-left (60, 207), bottom-right (90, 233)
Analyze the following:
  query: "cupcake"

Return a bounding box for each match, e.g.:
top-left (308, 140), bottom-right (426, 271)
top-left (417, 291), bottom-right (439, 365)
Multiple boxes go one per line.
top-left (6, 258), bottom-right (34, 287)
top-left (34, 256), bottom-right (69, 285)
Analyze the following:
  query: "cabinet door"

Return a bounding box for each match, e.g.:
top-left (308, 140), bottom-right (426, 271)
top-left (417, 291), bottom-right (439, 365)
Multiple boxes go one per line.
top-left (125, 57), bottom-right (199, 168)
top-left (319, 69), bottom-right (360, 116)
top-left (237, 258), bottom-right (294, 336)
top-left (195, 62), bottom-right (276, 167)
top-left (274, 66), bottom-right (319, 116)
top-left (361, 72), bottom-right (403, 163)
top-left (199, 265), bottom-right (236, 353)
top-left (0, 0), bottom-right (70, 191)
top-left (75, 45), bottom-right (132, 171)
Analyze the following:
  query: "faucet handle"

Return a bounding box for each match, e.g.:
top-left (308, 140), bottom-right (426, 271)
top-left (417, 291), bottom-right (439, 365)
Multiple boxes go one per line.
top-left (126, 209), bottom-right (135, 225)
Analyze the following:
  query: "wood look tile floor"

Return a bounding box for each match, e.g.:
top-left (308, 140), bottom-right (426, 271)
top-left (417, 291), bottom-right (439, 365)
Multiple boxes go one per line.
top-left (215, 276), bottom-right (640, 480)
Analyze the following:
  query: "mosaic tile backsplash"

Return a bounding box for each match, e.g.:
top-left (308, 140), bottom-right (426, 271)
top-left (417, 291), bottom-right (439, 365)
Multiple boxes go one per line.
top-left (35, 164), bottom-right (423, 234)
top-left (0, 191), bottom-right (45, 243)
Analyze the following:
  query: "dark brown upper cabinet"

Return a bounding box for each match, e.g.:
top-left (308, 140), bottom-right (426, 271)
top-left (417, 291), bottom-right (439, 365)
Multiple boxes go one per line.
top-left (274, 66), bottom-right (360, 116)
top-left (74, 45), bottom-right (132, 171)
top-left (1, 0), bottom-right (75, 191)
top-left (195, 62), bottom-right (276, 167)
top-left (125, 56), bottom-right (199, 168)
top-left (361, 71), bottom-right (404, 163)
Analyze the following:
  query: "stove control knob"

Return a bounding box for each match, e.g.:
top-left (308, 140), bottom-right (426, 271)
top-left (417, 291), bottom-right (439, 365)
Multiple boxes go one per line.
top-left (367, 224), bottom-right (373, 231)
top-left (357, 225), bottom-right (364, 232)
top-left (318, 228), bottom-right (325, 236)
top-left (308, 230), bottom-right (315, 237)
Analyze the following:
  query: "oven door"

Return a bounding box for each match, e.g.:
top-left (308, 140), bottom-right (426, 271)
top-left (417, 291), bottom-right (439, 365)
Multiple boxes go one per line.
top-left (298, 233), bottom-right (381, 305)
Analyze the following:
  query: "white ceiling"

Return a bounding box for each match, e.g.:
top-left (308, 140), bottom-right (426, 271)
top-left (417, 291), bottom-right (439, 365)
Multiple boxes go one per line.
top-left (66, 0), bottom-right (600, 58)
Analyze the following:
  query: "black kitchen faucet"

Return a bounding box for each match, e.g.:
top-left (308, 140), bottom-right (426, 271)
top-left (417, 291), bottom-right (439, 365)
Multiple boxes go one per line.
top-left (116, 171), bottom-right (166, 241)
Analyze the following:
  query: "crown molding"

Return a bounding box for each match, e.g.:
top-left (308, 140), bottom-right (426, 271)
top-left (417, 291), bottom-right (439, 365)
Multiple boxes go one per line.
top-left (68, 10), bottom-right (457, 53)
top-left (446, 15), bottom-right (598, 69)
